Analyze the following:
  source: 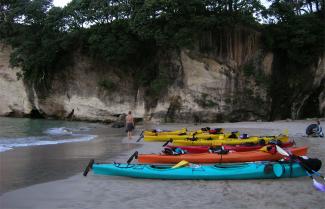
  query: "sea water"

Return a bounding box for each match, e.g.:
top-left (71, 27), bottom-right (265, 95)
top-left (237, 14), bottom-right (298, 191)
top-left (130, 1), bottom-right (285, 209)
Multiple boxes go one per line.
top-left (0, 117), bottom-right (96, 152)
top-left (0, 117), bottom-right (131, 193)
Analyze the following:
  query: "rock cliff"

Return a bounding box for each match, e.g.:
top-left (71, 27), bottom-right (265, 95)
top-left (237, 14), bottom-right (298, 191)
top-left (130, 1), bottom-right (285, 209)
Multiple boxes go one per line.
top-left (0, 27), bottom-right (323, 122)
top-left (0, 44), bottom-right (32, 116)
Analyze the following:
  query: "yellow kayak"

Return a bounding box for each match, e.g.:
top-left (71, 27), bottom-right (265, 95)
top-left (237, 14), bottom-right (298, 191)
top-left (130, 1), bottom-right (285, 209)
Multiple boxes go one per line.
top-left (171, 135), bottom-right (289, 146)
top-left (143, 127), bottom-right (224, 136)
top-left (144, 131), bottom-right (238, 142)
top-left (144, 133), bottom-right (222, 141)
top-left (143, 128), bottom-right (188, 136)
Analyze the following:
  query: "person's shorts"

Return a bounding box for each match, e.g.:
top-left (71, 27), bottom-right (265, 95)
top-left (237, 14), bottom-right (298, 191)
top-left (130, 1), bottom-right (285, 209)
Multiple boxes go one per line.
top-left (126, 123), bottom-right (134, 132)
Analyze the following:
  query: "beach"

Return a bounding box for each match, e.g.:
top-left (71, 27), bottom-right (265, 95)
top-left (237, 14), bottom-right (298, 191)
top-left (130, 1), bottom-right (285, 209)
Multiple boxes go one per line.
top-left (0, 119), bottom-right (325, 209)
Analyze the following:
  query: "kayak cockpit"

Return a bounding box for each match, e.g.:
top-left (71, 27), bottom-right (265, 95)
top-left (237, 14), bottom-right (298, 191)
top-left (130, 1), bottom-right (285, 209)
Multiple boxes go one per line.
top-left (213, 163), bottom-right (251, 169)
top-left (149, 165), bottom-right (175, 170)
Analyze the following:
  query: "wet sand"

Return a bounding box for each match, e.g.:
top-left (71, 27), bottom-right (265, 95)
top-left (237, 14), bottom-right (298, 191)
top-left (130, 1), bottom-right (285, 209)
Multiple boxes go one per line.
top-left (1, 120), bottom-right (325, 209)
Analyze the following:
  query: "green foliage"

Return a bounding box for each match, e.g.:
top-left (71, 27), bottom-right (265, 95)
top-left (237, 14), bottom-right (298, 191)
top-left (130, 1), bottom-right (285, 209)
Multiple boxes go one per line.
top-left (1, 1), bottom-right (73, 88)
top-left (98, 79), bottom-right (116, 91)
top-left (85, 20), bottom-right (141, 65)
top-left (263, 13), bottom-right (325, 66)
top-left (149, 78), bottom-right (169, 97)
top-left (262, 1), bottom-right (325, 119)
top-left (195, 93), bottom-right (218, 108)
top-left (146, 65), bottom-right (170, 99)
top-left (243, 63), bottom-right (255, 77)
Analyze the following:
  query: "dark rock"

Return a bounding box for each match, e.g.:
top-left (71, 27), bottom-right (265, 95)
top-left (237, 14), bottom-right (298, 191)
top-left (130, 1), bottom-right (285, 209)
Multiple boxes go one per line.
top-left (111, 122), bottom-right (124, 128)
top-left (29, 108), bottom-right (45, 119)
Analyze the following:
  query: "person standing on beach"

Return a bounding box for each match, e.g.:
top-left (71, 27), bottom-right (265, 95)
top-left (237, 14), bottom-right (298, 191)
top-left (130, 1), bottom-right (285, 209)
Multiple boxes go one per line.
top-left (126, 111), bottom-right (135, 139)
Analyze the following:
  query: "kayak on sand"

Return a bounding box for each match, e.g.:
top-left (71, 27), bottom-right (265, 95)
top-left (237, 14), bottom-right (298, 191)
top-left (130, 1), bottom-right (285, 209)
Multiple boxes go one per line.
top-left (84, 160), bottom-right (320, 180)
top-left (143, 127), bottom-right (224, 136)
top-left (144, 128), bottom-right (187, 136)
top-left (137, 146), bottom-right (308, 164)
top-left (170, 135), bottom-right (289, 146)
top-left (143, 132), bottom-right (226, 141)
top-left (165, 140), bottom-right (295, 153)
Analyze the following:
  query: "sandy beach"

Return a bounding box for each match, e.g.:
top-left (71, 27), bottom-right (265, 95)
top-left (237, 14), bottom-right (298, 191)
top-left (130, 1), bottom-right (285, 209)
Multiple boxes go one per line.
top-left (1, 120), bottom-right (325, 209)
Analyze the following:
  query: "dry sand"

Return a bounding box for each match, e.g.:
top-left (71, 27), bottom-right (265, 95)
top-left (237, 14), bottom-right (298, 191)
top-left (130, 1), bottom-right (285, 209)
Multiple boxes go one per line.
top-left (1, 120), bottom-right (325, 209)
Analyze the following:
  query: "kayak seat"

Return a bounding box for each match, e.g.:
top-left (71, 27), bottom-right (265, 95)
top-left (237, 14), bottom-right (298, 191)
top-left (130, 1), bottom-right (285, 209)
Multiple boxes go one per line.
top-left (114, 163), bottom-right (136, 168)
top-left (150, 165), bottom-right (173, 170)
top-left (264, 164), bottom-right (273, 174)
top-left (242, 142), bottom-right (256, 146)
top-left (209, 147), bottom-right (229, 154)
top-left (258, 139), bottom-right (266, 145)
top-left (213, 163), bottom-right (248, 169)
top-left (162, 147), bottom-right (186, 155)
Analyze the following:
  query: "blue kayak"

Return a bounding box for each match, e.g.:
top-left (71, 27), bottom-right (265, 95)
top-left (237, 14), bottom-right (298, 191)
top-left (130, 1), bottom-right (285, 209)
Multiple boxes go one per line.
top-left (90, 162), bottom-right (307, 180)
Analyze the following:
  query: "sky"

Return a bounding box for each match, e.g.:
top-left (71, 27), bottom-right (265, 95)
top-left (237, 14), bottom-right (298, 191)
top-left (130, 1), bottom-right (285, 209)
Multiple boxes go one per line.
top-left (53, 0), bottom-right (272, 8)
top-left (53, 0), bottom-right (71, 7)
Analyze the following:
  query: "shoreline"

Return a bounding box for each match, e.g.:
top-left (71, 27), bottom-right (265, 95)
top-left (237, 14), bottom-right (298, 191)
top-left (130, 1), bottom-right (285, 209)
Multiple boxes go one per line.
top-left (1, 120), bottom-right (325, 209)
top-left (0, 121), bottom-right (140, 194)
top-left (1, 115), bottom-right (324, 125)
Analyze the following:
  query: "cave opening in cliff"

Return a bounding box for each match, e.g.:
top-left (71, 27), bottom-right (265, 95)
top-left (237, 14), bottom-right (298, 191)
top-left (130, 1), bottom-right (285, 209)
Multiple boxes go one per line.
top-left (29, 108), bottom-right (45, 119)
top-left (299, 80), bottom-right (324, 118)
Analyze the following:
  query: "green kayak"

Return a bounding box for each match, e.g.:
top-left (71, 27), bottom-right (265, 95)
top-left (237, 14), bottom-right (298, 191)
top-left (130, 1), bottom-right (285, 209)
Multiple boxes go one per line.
top-left (85, 161), bottom-right (309, 180)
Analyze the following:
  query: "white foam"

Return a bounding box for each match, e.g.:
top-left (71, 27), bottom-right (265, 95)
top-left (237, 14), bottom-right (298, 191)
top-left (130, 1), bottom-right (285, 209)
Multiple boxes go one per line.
top-left (44, 127), bottom-right (73, 135)
top-left (0, 146), bottom-right (12, 152)
top-left (44, 127), bottom-right (93, 135)
top-left (0, 135), bottom-right (97, 153)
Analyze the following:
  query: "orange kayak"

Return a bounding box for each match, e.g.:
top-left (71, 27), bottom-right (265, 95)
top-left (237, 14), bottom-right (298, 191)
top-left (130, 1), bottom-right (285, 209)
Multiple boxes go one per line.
top-left (137, 147), bottom-right (308, 164)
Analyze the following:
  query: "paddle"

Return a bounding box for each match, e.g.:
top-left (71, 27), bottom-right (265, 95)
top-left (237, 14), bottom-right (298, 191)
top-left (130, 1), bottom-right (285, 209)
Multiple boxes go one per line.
top-left (127, 151), bottom-right (138, 164)
top-left (136, 131), bottom-right (144, 142)
top-left (276, 145), bottom-right (325, 192)
top-left (275, 145), bottom-right (290, 156)
top-left (162, 139), bottom-right (173, 147)
top-left (172, 160), bottom-right (189, 169)
top-left (282, 129), bottom-right (289, 136)
top-left (83, 159), bottom-right (95, 177)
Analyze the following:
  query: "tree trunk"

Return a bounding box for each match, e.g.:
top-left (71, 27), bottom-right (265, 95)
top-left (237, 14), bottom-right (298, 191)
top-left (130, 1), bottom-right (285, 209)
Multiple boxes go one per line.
top-left (228, 0), bottom-right (233, 12)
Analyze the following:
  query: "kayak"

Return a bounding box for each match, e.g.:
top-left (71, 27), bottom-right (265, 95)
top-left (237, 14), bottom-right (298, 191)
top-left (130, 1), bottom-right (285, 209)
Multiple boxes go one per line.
top-left (137, 146), bottom-right (308, 164)
top-left (143, 132), bottom-right (227, 141)
top-left (166, 141), bottom-right (294, 153)
top-left (171, 135), bottom-right (289, 146)
top-left (90, 161), bottom-right (307, 180)
top-left (144, 128), bottom-right (187, 136)
top-left (144, 128), bottom-right (225, 136)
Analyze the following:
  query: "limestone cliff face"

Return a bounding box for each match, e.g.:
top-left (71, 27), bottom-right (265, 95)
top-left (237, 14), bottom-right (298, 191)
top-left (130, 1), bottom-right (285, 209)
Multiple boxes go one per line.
top-left (150, 28), bottom-right (271, 122)
top-left (35, 54), bottom-right (146, 122)
top-left (150, 49), bottom-right (270, 122)
top-left (0, 27), bottom-right (323, 122)
top-left (0, 44), bottom-right (32, 116)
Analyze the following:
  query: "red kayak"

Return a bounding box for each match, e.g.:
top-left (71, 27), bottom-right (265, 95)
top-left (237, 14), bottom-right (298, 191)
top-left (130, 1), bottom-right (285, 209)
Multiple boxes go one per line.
top-left (166, 141), bottom-right (295, 153)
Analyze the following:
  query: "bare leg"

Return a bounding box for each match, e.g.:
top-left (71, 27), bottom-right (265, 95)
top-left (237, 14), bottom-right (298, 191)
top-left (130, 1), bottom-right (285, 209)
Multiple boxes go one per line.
top-left (128, 131), bottom-right (132, 139)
